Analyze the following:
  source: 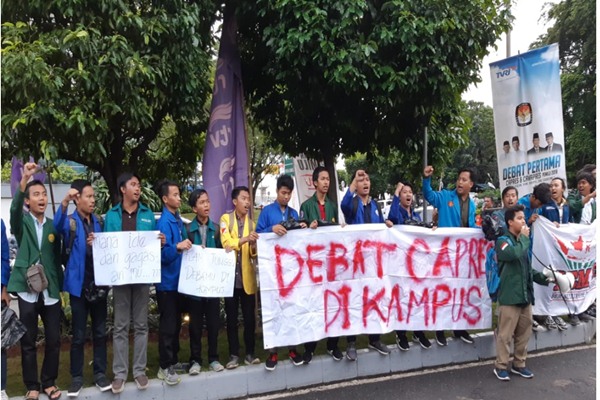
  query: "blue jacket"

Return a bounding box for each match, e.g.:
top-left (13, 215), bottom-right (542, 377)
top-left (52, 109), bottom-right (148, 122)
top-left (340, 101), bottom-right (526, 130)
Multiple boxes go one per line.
top-left (340, 189), bottom-right (384, 224)
top-left (517, 195), bottom-right (564, 225)
top-left (387, 195), bottom-right (422, 224)
top-left (156, 206), bottom-right (187, 292)
top-left (1, 219), bottom-right (9, 287)
top-left (54, 207), bottom-right (103, 297)
top-left (422, 177), bottom-right (476, 227)
top-left (543, 199), bottom-right (570, 224)
top-left (517, 195), bottom-right (537, 225)
top-left (256, 201), bottom-right (300, 233)
top-left (104, 202), bottom-right (155, 232)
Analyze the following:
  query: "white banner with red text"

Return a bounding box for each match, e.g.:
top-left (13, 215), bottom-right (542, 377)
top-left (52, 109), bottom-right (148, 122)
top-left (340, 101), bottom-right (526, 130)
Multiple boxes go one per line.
top-left (532, 218), bottom-right (596, 316)
top-left (257, 224), bottom-right (493, 348)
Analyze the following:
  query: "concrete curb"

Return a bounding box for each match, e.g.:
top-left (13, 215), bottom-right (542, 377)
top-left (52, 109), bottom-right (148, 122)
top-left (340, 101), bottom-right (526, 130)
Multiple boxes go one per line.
top-left (10, 320), bottom-right (595, 400)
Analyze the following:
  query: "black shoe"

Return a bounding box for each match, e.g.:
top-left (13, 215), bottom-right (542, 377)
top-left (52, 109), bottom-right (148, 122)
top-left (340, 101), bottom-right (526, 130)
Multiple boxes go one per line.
top-left (435, 331), bottom-right (447, 346)
top-left (413, 333), bottom-right (432, 349)
top-left (95, 375), bottom-right (112, 392)
top-left (327, 347), bottom-right (344, 361)
top-left (368, 340), bottom-right (391, 355)
top-left (396, 334), bottom-right (410, 351)
top-left (455, 330), bottom-right (474, 344)
top-left (67, 380), bottom-right (83, 397)
top-left (265, 353), bottom-right (278, 371)
top-left (302, 351), bottom-right (313, 365)
top-left (289, 349), bottom-right (303, 366)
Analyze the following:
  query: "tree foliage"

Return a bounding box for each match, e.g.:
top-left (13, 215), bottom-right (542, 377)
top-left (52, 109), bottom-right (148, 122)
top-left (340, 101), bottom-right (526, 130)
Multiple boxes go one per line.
top-left (247, 114), bottom-right (284, 205)
top-left (237, 0), bottom-right (512, 173)
top-left (531, 0), bottom-right (596, 184)
top-left (445, 101), bottom-right (498, 186)
top-left (2, 0), bottom-right (218, 203)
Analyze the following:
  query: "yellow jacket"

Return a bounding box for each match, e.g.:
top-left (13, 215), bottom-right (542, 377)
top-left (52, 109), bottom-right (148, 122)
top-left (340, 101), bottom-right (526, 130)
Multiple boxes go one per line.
top-left (219, 212), bottom-right (258, 295)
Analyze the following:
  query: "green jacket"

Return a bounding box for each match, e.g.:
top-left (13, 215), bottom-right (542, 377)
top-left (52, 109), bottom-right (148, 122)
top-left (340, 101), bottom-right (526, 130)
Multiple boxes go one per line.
top-left (7, 190), bottom-right (63, 298)
top-left (300, 193), bottom-right (338, 224)
top-left (496, 232), bottom-right (548, 306)
top-left (568, 192), bottom-right (583, 223)
top-left (103, 202), bottom-right (155, 232)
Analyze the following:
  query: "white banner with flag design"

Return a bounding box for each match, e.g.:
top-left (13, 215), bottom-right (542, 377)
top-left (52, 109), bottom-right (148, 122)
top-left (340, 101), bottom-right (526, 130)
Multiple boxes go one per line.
top-left (532, 217), bottom-right (596, 315)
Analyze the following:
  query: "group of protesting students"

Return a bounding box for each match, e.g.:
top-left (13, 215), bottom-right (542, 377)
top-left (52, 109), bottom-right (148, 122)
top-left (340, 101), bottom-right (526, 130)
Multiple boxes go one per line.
top-left (0, 160), bottom-right (595, 399)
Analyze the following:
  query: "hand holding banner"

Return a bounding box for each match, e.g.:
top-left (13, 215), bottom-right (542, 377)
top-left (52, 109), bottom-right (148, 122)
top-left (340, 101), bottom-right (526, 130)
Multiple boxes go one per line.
top-left (178, 245), bottom-right (236, 298)
top-left (92, 231), bottom-right (161, 286)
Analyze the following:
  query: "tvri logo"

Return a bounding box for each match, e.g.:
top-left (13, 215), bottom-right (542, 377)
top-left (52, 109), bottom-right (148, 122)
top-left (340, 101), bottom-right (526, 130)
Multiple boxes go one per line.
top-left (495, 65), bottom-right (517, 78)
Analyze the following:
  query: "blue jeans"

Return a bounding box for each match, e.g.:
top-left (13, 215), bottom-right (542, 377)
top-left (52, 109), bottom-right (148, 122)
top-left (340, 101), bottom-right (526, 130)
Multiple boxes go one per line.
top-left (69, 294), bottom-right (108, 381)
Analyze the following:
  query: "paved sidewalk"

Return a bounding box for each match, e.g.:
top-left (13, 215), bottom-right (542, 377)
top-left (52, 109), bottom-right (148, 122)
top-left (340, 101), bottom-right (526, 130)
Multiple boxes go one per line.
top-left (8, 320), bottom-right (595, 400)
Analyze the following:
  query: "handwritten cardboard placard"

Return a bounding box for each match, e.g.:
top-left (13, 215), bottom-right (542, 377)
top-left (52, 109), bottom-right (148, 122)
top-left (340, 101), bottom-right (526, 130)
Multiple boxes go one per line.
top-left (178, 245), bottom-right (236, 298)
top-left (258, 224), bottom-right (494, 348)
top-left (92, 231), bottom-right (161, 285)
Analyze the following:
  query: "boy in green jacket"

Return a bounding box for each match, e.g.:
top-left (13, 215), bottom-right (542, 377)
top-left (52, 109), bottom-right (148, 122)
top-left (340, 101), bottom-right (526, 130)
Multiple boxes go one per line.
top-left (8, 162), bottom-right (63, 400)
top-left (493, 204), bottom-right (552, 381)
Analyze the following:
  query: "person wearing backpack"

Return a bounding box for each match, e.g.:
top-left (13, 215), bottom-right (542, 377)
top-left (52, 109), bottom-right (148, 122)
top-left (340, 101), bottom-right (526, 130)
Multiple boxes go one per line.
top-left (220, 186), bottom-right (260, 370)
top-left (493, 204), bottom-right (552, 381)
top-left (54, 180), bottom-right (110, 397)
top-left (422, 165), bottom-right (476, 346)
top-left (340, 169), bottom-right (391, 360)
top-left (185, 189), bottom-right (225, 374)
top-left (7, 162), bottom-right (63, 400)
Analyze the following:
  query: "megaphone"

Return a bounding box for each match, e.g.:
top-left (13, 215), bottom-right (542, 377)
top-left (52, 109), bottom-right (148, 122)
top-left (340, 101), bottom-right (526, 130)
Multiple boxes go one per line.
top-left (543, 266), bottom-right (575, 293)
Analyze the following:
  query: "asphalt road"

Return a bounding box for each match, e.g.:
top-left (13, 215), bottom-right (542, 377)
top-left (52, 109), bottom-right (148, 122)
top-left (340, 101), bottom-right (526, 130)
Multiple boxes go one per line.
top-left (250, 345), bottom-right (596, 400)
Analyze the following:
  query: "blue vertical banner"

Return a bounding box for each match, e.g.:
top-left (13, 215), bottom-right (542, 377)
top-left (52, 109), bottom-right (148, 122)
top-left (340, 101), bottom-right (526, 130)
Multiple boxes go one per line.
top-left (490, 43), bottom-right (567, 196)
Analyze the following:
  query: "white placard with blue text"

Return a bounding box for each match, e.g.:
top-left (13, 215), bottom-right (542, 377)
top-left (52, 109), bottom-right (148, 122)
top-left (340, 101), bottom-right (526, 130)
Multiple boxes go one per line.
top-left (490, 43), bottom-right (567, 196)
top-left (178, 245), bottom-right (236, 298)
top-left (92, 231), bottom-right (161, 286)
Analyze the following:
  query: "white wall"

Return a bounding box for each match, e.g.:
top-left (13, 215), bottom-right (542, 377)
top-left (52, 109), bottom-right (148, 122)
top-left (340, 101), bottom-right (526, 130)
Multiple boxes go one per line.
top-left (1, 183), bottom-right (75, 235)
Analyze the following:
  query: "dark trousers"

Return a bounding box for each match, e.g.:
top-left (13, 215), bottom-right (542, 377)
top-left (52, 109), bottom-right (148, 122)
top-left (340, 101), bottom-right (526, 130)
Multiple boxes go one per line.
top-left (157, 291), bottom-right (183, 369)
top-left (69, 294), bottom-right (107, 381)
top-left (304, 337), bottom-right (340, 353)
top-left (396, 330), bottom-right (426, 338)
top-left (347, 334), bottom-right (380, 343)
top-left (186, 296), bottom-right (220, 364)
top-left (18, 296), bottom-right (61, 391)
top-left (225, 288), bottom-right (255, 357)
top-left (436, 330), bottom-right (468, 337)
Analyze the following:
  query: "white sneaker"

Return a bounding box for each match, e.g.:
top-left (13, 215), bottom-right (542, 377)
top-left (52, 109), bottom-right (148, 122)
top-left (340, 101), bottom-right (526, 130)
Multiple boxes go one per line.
top-left (209, 360), bottom-right (225, 372)
top-left (1, 389), bottom-right (8, 400)
top-left (189, 361), bottom-right (201, 376)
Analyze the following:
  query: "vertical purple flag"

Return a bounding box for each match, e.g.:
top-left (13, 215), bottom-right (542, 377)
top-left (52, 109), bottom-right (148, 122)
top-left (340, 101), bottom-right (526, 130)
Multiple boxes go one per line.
top-left (203, 9), bottom-right (249, 222)
top-left (10, 157), bottom-right (47, 196)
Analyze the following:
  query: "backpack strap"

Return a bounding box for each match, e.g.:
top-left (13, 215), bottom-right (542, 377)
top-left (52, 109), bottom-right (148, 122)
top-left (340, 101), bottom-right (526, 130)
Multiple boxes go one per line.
top-left (352, 196), bottom-right (359, 219)
top-left (374, 199), bottom-right (383, 221)
top-left (66, 215), bottom-right (77, 257)
top-left (185, 222), bottom-right (193, 243)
